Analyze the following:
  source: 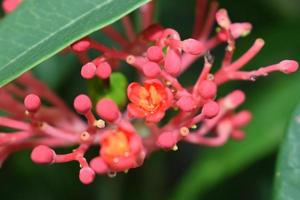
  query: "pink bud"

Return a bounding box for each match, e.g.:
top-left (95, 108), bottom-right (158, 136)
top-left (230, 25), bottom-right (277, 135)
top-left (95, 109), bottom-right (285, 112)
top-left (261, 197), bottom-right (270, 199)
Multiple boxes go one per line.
top-left (73, 94), bottom-right (92, 114)
top-left (202, 101), bottom-right (220, 118)
top-left (24, 94), bottom-right (41, 112)
top-left (72, 40), bottom-right (91, 52)
top-left (164, 48), bottom-right (181, 76)
top-left (90, 157), bottom-right (109, 174)
top-left (147, 46), bottom-right (163, 62)
top-left (142, 61), bottom-right (161, 78)
top-left (96, 98), bottom-right (120, 122)
top-left (232, 111), bottom-right (252, 127)
top-left (230, 23), bottom-right (252, 38)
top-left (2, 0), bottom-right (22, 13)
top-left (176, 96), bottom-right (197, 112)
top-left (182, 39), bottom-right (203, 55)
top-left (278, 60), bottom-right (299, 74)
top-left (225, 90), bottom-right (245, 108)
top-left (96, 62), bottom-right (112, 79)
top-left (198, 80), bottom-right (217, 99)
top-left (81, 62), bottom-right (96, 79)
top-left (79, 167), bottom-right (95, 184)
top-left (156, 131), bottom-right (177, 149)
top-left (31, 145), bottom-right (55, 165)
top-left (216, 9), bottom-right (231, 29)
top-left (231, 130), bottom-right (245, 140)
top-left (161, 28), bottom-right (181, 41)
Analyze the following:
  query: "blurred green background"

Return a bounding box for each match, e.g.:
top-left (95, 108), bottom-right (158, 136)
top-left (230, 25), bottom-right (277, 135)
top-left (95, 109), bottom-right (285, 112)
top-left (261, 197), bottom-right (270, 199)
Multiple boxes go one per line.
top-left (1, 0), bottom-right (300, 199)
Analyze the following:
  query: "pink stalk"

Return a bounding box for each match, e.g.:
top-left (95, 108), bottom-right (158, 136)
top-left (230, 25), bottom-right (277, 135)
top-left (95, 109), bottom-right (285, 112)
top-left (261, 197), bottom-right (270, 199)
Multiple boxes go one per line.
top-left (226, 38), bottom-right (265, 71)
top-left (0, 117), bottom-right (31, 130)
top-left (102, 26), bottom-right (128, 48)
top-left (198, 1), bottom-right (219, 41)
top-left (192, 0), bottom-right (208, 37)
top-left (139, 1), bottom-right (156, 30)
top-left (121, 16), bottom-right (136, 41)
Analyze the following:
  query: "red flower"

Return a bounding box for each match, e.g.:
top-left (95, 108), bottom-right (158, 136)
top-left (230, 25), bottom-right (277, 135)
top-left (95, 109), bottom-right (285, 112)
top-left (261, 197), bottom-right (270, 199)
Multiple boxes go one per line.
top-left (100, 126), bottom-right (144, 171)
top-left (127, 79), bottom-right (173, 123)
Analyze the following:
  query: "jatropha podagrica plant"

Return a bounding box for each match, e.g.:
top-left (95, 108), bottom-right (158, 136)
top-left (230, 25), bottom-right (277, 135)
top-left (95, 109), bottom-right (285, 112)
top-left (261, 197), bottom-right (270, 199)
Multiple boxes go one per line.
top-left (0, 0), bottom-right (298, 184)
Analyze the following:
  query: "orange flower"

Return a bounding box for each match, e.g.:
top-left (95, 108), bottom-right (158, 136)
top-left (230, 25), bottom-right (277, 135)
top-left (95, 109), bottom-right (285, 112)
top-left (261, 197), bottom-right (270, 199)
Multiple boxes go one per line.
top-left (100, 126), bottom-right (144, 171)
top-left (127, 79), bottom-right (173, 123)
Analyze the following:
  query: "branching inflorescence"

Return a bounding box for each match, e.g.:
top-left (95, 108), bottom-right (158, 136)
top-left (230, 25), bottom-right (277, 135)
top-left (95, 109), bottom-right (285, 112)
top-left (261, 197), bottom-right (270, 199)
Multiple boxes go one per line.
top-left (0, 0), bottom-right (298, 184)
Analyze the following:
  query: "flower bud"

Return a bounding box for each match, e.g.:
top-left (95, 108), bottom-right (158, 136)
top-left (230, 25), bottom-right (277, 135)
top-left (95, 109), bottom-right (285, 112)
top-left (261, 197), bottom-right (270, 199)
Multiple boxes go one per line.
top-left (81, 62), bottom-right (96, 79)
top-left (198, 80), bottom-right (217, 99)
top-left (147, 46), bottom-right (163, 62)
top-left (24, 94), bottom-right (41, 112)
top-left (96, 98), bottom-right (120, 122)
top-left (230, 23), bottom-right (252, 38)
top-left (2, 0), bottom-right (22, 13)
top-left (31, 145), bottom-right (55, 165)
top-left (73, 94), bottom-right (92, 114)
top-left (90, 157), bottom-right (109, 174)
top-left (156, 131), bottom-right (177, 149)
top-left (79, 167), bottom-right (95, 184)
top-left (72, 40), bottom-right (91, 52)
top-left (216, 9), bottom-right (231, 29)
top-left (278, 60), bottom-right (299, 74)
top-left (96, 62), bottom-right (112, 79)
top-left (164, 48), bottom-right (181, 76)
top-left (202, 101), bottom-right (220, 118)
top-left (182, 39), bottom-right (203, 55)
top-left (176, 96), bottom-right (197, 112)
top-left (142, 61), bottom-right (161, 78)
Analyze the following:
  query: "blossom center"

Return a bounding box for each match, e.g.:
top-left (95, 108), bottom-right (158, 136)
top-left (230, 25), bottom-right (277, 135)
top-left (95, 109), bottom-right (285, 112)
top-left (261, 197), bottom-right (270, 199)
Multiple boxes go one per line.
top-left (102, 130), bottom-right (130, 158)
top-left (138, 85), bottom-right (162, 112)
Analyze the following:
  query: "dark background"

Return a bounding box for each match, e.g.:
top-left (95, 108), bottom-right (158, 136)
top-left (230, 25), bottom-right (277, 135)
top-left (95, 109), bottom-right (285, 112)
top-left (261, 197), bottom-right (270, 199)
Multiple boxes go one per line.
top-left (1, 0), bottom-right (300, 199)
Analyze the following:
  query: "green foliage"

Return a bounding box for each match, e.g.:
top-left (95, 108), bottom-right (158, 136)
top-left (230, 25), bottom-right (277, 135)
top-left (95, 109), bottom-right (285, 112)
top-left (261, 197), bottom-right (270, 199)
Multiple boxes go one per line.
top-left (0, 0), bottom-right (149, 87)
top-left (273, 103), bottom-right (300, 200)
top-left (88, 72), bottom-right (128, 107)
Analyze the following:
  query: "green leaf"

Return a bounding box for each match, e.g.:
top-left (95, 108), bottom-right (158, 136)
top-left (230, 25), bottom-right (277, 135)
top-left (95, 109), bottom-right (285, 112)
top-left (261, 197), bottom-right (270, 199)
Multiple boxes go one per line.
top-left (0, 0), bottom-right (149, 87)
top-left (273, 103), bottom-right (300, 200)
top-left (88, 72), bottom-right (128, 107)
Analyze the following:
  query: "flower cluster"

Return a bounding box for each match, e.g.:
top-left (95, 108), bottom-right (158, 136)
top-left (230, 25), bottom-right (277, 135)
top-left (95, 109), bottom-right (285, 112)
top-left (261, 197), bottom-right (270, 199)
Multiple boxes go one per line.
top-left (0, 0), bottom-right (298, 184)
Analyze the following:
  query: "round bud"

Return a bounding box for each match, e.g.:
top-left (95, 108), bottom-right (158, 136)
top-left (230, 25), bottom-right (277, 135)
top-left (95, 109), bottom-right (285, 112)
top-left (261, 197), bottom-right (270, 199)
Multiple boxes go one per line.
top-left (142, 61), bottom-right (161, 78)
top-left (96, 98), bottom-right (120, 122)
top-left (72, 40), bottom-right (91, 52)
top-left (73, 94), bottom-right (92, 114)
top-left (96, 62), bottom-right (112, 79)
top-left (2, 0), bottom-right (21, 13)
top-left (279, 60), bottom-right (299, 74)
top-left (147, 46), bottom-right (163, 62)
top-left (182, 39), bottom-right (203, 55)
top-left (216, 9), bottom-right (231, 29)
top-left (156, 131), bottom-right (177, 149)
top-left (202, 101), bottom-right (220, 118)
top-left (31, 145), bottom-right (55, 164)
top-left (198, 80), bottom-right (217, 99)
top-left (230, 23), bottom-right (252, 38)
top-left (164, 48), bottom-right (181, 76)
top-left (24, 94), bottom-right (41, 112)
top-left (90, 157), bottom-right (109, 174)
top-left (176, 96), bottom-right (197, 112)
top-left (81, 62), bottom-right (96, 79)
top-left (79, 167), bottom-right (95, 184)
